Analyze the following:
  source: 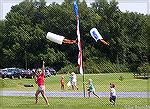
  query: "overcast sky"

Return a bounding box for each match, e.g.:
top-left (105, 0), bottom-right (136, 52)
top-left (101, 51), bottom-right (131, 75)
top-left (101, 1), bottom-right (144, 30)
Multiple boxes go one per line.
top-left (0, 0), bottom-right (150, 20)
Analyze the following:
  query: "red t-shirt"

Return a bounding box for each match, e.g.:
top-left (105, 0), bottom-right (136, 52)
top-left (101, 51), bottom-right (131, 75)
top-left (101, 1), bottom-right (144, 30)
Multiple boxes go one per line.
top-left (37, 73), bottom-right (44, 86)
top-left (60, 79), bottom-right (64, 85)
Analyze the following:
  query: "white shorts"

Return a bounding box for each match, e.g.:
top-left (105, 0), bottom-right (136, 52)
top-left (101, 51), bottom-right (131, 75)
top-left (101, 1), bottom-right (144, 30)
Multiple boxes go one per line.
top-left (71, 79), bottom-right (77, 86)
top-left (67, 81), bottom-right (71, 87)
top-left (38, 85), bottom-right (45, 92)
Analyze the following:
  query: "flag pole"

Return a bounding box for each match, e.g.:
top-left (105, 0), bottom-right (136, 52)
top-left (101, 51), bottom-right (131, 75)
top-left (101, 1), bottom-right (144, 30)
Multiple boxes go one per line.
top-left (73, 0), bottom-right (85, 97)
top-left (76, 16), bottom-right (85, 97)
top-left (82, 70), bottom-right (85, 97)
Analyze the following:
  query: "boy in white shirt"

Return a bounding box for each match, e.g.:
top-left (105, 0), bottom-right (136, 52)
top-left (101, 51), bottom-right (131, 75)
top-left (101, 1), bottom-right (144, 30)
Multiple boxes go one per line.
top-left (110, 83), bottom-right (116, 105)
top-left (71, 72), bottom-right (78, 90)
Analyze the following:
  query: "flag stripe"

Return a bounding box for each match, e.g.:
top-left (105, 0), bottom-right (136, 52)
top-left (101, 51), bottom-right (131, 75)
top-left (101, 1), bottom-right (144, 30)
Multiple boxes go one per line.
top-left (77, 18), bottom-right (83, 75)
top-left (74, 1), bottom-right (83, 75)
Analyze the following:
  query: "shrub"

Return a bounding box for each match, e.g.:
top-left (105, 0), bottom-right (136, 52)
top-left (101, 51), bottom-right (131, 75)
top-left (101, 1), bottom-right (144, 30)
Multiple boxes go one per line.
top-left (137, 64), bottom-right (150, 76)
top-left (57, 64), bottom-right (79, 74)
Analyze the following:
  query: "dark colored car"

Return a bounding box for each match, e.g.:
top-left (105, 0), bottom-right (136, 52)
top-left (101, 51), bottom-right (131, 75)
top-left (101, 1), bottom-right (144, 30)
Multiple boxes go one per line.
top-left (0, 69), bottom-right (7, 78)
top-left (45, 67), bottom-right (56, 76)
top-left (21, 69), bottom-right (34, 78)
top-left (2, 68), bottom-right (22, 79)
top-left (0, 69), bottom-right (4, 78)
top-left (44, 69), bottom-right (51, 77)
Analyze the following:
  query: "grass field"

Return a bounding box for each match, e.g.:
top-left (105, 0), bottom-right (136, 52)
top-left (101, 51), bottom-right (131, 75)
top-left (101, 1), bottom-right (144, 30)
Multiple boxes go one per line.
top-left (0, 73), bottom-right (149, 92)
top-left (1, 73), bottom-right (150, 109)
top-left (1, 96), bottom-right (149, 109)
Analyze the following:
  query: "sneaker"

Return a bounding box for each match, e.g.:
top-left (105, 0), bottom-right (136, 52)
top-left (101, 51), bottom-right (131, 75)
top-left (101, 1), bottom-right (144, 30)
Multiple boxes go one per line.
top-left (113, 102), bottom-right (115, 105)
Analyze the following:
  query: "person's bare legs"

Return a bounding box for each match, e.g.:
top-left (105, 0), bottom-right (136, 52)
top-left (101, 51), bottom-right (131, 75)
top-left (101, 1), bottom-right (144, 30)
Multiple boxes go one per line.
top-left (35, 90), bottom-right (40, 104)
top-left (88, 91), bottom-right (91, 97)
top-left (61, 85), bottom-right (64, 90)
top-left (71, 85), bottom-right (74, 90)
top-left (93, 92), bottom-right (99, 98)
top-left (41, 90), bottom-right (49, 105)
top-left (74, 85), bottom-right (78, 90)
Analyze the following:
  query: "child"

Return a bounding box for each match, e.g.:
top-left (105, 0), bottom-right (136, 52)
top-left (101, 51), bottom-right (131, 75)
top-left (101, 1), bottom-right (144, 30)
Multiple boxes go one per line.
top-left (110, 83), bottom-right (116, 105)
top-left (87, 79), bottom-right (99, 98)
top-left (71, 72), bottom-right (78, 90)
top-left (60, 76), bottom-right (65, 90)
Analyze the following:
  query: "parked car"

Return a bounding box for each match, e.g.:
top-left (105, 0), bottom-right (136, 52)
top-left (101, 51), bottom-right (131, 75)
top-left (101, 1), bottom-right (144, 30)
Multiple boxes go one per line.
top-left (21, 69), bottom-right (34, 78)
top-left (2, 68), bottom-right (23, 79)
top-left (0, 69), bottom-right (7, 78)
top-left (45, 67), bottom-right (56, 76)
top-left (0, 69), bottom-right (1, 78)
top-left (44, 69), bottom-right (51, 77)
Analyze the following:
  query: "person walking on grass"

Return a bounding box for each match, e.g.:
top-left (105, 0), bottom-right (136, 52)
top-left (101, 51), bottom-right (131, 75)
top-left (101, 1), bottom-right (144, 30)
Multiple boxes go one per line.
top-left (71, 72), bottom-right (78, 90)
top-left (87, 79), bottom-right (99, 98)
top-left (60, 76), bottom-right (65, 90)
top-left (34, 61), bottom-right (49, 105)
top-left (110, 83), bottom-right (116, 105)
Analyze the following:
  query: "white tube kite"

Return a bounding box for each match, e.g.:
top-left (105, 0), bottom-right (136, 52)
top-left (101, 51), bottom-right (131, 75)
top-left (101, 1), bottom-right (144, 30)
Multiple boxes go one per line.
top-left (46, 32), bottom-right (65, 45)
top-left (90, 28), bottom-right (103, 42)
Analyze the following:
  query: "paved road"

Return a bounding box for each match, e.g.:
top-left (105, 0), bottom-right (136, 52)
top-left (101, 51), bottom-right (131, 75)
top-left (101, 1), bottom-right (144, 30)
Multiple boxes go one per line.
top-left (0, 91), bottom-right (149, 98)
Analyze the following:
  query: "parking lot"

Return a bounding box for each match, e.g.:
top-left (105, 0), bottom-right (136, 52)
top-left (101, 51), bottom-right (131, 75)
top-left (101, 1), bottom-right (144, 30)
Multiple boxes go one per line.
top-left (0, 67), bottom-right (56, 79)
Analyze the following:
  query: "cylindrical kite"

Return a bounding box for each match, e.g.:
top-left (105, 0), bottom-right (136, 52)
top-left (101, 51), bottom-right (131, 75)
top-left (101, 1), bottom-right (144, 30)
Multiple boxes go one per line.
top-left (46, 32), bottom-right (65, 45)
top-left (46, 32), bottom-right (77, 45)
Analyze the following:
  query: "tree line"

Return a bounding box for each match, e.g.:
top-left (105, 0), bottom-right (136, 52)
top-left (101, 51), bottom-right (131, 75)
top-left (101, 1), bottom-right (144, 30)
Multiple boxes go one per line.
top-left (0, 0), bottom-right (150, 74)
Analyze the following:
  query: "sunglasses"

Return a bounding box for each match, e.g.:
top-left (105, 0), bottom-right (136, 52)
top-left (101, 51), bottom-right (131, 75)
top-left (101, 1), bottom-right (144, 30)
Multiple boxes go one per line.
top-left (38, 70), bottom-right (42, 73)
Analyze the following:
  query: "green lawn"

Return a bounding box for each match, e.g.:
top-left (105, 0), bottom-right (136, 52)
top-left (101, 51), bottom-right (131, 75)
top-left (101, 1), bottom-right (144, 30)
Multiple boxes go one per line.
top-left (0, 73), bottom-right (149, 92)
top-left (1, 73), bottom-right (149, 109)
top-left (1, 96), bottom-right (149, 109)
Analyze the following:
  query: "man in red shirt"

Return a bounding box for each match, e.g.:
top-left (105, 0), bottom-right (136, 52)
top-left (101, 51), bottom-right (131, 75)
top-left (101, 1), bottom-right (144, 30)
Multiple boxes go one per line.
top-left (34, 61), bottom-right (49, 105)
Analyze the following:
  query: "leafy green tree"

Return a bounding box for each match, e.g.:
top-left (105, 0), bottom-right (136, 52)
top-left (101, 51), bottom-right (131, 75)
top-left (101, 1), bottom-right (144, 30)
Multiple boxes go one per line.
top-left (0, 0), bottom-right (149, 74)
top-left (147, 15), bottom-right (150, 63)
top-left (0, 20), bottom-right (5, 67)
top-left (2, 0), bottom-right (47, 68)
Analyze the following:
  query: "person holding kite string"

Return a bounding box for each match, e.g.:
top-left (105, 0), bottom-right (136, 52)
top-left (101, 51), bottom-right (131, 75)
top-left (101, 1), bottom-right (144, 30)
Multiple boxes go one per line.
top-left (34, 61), bottom-right (49, 105)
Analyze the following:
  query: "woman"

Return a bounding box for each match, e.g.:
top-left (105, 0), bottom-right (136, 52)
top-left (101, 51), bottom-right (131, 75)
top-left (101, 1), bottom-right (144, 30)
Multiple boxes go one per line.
top-left (34, 61), bottom-right (49, 105)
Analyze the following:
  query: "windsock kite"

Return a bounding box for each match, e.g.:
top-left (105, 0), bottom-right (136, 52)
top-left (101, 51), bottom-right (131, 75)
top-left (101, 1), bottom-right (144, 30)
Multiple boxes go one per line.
top-left (90, 28), bottom-right (109, 45)
top-left (46, 32), bottom-right (65, 45)
top-left (46, 32), bottom-right (77, 45)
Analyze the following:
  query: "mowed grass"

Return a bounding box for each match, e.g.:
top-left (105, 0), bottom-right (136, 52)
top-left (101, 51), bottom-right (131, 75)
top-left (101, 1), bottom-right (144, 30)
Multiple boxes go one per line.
top-left (1, 96), bottom-right (149, 109)
top-left (0, 73), bottom-right (149, 92)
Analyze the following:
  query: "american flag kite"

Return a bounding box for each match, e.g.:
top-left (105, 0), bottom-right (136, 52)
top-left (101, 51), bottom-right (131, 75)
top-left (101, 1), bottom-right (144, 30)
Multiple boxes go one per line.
top-left (73, 0), bottom-right (83, 75)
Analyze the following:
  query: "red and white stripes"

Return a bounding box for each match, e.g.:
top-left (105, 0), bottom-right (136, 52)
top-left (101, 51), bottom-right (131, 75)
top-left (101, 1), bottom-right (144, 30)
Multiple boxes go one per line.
top-left (76, 16), bottom-right (83, 75)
